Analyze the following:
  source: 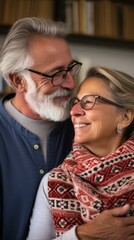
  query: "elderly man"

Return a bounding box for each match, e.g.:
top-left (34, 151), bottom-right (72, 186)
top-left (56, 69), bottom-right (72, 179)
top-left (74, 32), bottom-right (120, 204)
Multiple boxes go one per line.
top-left (0, 17), bottom-right (81, 240)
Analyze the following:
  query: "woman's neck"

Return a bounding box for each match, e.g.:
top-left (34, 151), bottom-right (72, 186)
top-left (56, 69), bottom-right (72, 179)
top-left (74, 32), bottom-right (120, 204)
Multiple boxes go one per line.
top-left (85, 136), bottom-right (125, 158)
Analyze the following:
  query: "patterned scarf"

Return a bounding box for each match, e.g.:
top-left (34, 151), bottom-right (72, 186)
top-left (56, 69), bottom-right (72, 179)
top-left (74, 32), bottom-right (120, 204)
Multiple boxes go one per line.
top-left (48, 136), bottom-right (134, 236)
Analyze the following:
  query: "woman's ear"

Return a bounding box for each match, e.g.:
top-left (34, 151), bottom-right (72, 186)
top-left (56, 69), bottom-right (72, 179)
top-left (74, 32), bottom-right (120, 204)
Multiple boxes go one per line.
top-left (119, 109), bottom-right (134, 129)
top-left (9, 73), bottom-right (26, 92)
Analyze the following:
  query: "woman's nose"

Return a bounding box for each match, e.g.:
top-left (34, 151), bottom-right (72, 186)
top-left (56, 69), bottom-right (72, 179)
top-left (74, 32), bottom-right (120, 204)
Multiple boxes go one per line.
top-left (70, 101), bottom-right (85, 117)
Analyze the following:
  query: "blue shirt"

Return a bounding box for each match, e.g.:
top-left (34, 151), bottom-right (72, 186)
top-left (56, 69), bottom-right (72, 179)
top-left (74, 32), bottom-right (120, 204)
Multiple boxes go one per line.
top-left (0, 94), bottom-right (74, 240)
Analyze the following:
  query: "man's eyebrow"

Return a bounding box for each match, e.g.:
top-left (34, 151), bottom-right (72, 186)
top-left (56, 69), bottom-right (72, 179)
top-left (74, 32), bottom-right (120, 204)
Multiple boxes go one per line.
top-left (48, 60), bottom-right (76, 73)
top-left (69, 60), bottom-right (77, 66)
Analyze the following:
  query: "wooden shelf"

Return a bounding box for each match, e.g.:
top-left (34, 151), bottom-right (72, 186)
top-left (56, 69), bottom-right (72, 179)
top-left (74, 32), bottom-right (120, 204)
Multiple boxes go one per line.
top-left (0, 25), bottom-right (10, 35)
top-left (66, 34), bottom-right (134, 50)
top-left (1, 25), bottom-right (134, 50)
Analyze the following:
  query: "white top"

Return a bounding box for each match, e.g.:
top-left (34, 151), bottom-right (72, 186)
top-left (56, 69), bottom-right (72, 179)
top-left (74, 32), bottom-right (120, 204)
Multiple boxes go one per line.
top-left (27, 173), bottom-right (78, 240)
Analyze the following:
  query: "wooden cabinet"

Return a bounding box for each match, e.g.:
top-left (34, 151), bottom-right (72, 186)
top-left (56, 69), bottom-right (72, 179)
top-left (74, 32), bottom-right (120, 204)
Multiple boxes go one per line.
top-left (54, 0), bottom-right (134, 42)
top-left (0, 0), bottom-right (54, 25)
top-left (0, 0), bottom-right (134, 43)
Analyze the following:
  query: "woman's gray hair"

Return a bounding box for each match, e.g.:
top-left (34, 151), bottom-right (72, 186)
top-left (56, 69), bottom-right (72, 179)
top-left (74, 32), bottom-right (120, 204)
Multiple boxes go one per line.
top-left (0, 17), bottom-right (67, 85)
top-left (85, 66), bottom-right (134, 137)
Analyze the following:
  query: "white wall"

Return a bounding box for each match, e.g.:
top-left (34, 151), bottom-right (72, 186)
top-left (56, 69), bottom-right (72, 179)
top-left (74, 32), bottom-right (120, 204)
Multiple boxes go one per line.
top-left (0, 34), bottom-right (134, 84)
top-left (69, 42), bottom-right (134, 84)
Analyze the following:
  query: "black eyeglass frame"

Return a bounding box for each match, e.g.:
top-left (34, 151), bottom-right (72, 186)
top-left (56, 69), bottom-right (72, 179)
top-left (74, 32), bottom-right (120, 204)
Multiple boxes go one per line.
top-left (25, 60), bottom-right (82, 86)
top-left (69, 95), bottom-right (124, 110)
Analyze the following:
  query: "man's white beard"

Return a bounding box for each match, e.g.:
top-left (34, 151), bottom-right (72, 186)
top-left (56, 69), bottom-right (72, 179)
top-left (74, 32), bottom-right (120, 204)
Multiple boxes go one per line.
top-left (24, 75), bottom-right (72, 121)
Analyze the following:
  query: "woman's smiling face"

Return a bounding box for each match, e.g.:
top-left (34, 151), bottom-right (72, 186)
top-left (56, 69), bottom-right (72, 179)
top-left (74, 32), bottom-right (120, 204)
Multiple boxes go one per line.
top-left (70, 77), bottom-right (124, 153)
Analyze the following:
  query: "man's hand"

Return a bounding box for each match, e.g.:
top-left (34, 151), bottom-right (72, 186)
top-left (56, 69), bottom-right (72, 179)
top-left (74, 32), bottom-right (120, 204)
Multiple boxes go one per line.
top-left (76, 204), bottom-right (134, 240)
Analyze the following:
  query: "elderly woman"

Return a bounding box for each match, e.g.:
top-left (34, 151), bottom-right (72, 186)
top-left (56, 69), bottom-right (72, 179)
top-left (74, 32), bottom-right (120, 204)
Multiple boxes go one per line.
top-left (27, 67), bottom-right (134, 240)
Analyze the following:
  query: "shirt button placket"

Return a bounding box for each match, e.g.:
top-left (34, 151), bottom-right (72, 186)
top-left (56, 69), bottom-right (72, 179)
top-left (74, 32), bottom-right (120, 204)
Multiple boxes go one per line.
top-left (33, 144), bottom-right (45, 175)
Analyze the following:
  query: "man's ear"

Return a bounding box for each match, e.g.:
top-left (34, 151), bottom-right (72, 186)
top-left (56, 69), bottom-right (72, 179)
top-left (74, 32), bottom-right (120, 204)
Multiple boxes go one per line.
top-left (9, 73), bottom-right (26, 92)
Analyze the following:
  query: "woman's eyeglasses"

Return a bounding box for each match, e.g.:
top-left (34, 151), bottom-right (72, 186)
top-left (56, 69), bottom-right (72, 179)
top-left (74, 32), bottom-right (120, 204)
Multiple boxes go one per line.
top-left (69, 95), bottom-right (123, 110)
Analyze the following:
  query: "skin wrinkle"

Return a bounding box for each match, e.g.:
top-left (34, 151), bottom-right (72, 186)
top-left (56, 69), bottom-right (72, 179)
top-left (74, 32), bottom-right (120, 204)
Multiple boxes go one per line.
top-left (71, 77), bottom-right (131, 157)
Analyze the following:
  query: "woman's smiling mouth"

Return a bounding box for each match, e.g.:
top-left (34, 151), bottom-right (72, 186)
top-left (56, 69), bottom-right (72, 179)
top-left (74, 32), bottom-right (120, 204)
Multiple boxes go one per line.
top-left (74, 123), bottom-right (90, 128)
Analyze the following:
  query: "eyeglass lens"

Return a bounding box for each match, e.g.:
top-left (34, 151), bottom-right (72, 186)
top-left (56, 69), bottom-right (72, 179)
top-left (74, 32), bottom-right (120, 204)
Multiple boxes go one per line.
top-left (81, 95), bottom-right (95, 109)
top-left (52, 62), bottom-right (81, 85)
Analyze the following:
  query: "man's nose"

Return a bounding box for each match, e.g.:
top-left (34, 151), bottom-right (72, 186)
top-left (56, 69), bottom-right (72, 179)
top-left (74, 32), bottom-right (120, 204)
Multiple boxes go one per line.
top-left (61, 72), bottom-right (75, 90)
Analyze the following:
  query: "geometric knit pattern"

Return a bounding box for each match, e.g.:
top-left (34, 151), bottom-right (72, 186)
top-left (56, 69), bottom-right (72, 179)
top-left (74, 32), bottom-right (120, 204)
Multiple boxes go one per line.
top-left (48, 136), bottom-right (134, 236)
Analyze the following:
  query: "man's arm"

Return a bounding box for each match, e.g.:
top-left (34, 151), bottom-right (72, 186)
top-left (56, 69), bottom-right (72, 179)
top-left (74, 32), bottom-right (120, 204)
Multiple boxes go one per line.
top-left (28, 174), bottom-right (134, 240)
top-left (76, 204), bottom-right (134, 240)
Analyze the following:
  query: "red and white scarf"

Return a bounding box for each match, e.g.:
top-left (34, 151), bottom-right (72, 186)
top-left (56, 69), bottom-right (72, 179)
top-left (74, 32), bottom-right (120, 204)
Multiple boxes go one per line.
top-left (48, 136), bottom-right (134, 236)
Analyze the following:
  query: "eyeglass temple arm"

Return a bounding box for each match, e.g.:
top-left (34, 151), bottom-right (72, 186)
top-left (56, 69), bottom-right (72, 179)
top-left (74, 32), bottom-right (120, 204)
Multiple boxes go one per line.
top-left (99, 96), bottom-right (123, 108)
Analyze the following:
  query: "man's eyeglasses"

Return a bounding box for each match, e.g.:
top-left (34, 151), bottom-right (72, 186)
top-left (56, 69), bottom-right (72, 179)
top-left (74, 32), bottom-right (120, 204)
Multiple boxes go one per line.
top-left (26, 61), bottom-right (82, 86)
top-left (69, 95), bottom-right (123, 110)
